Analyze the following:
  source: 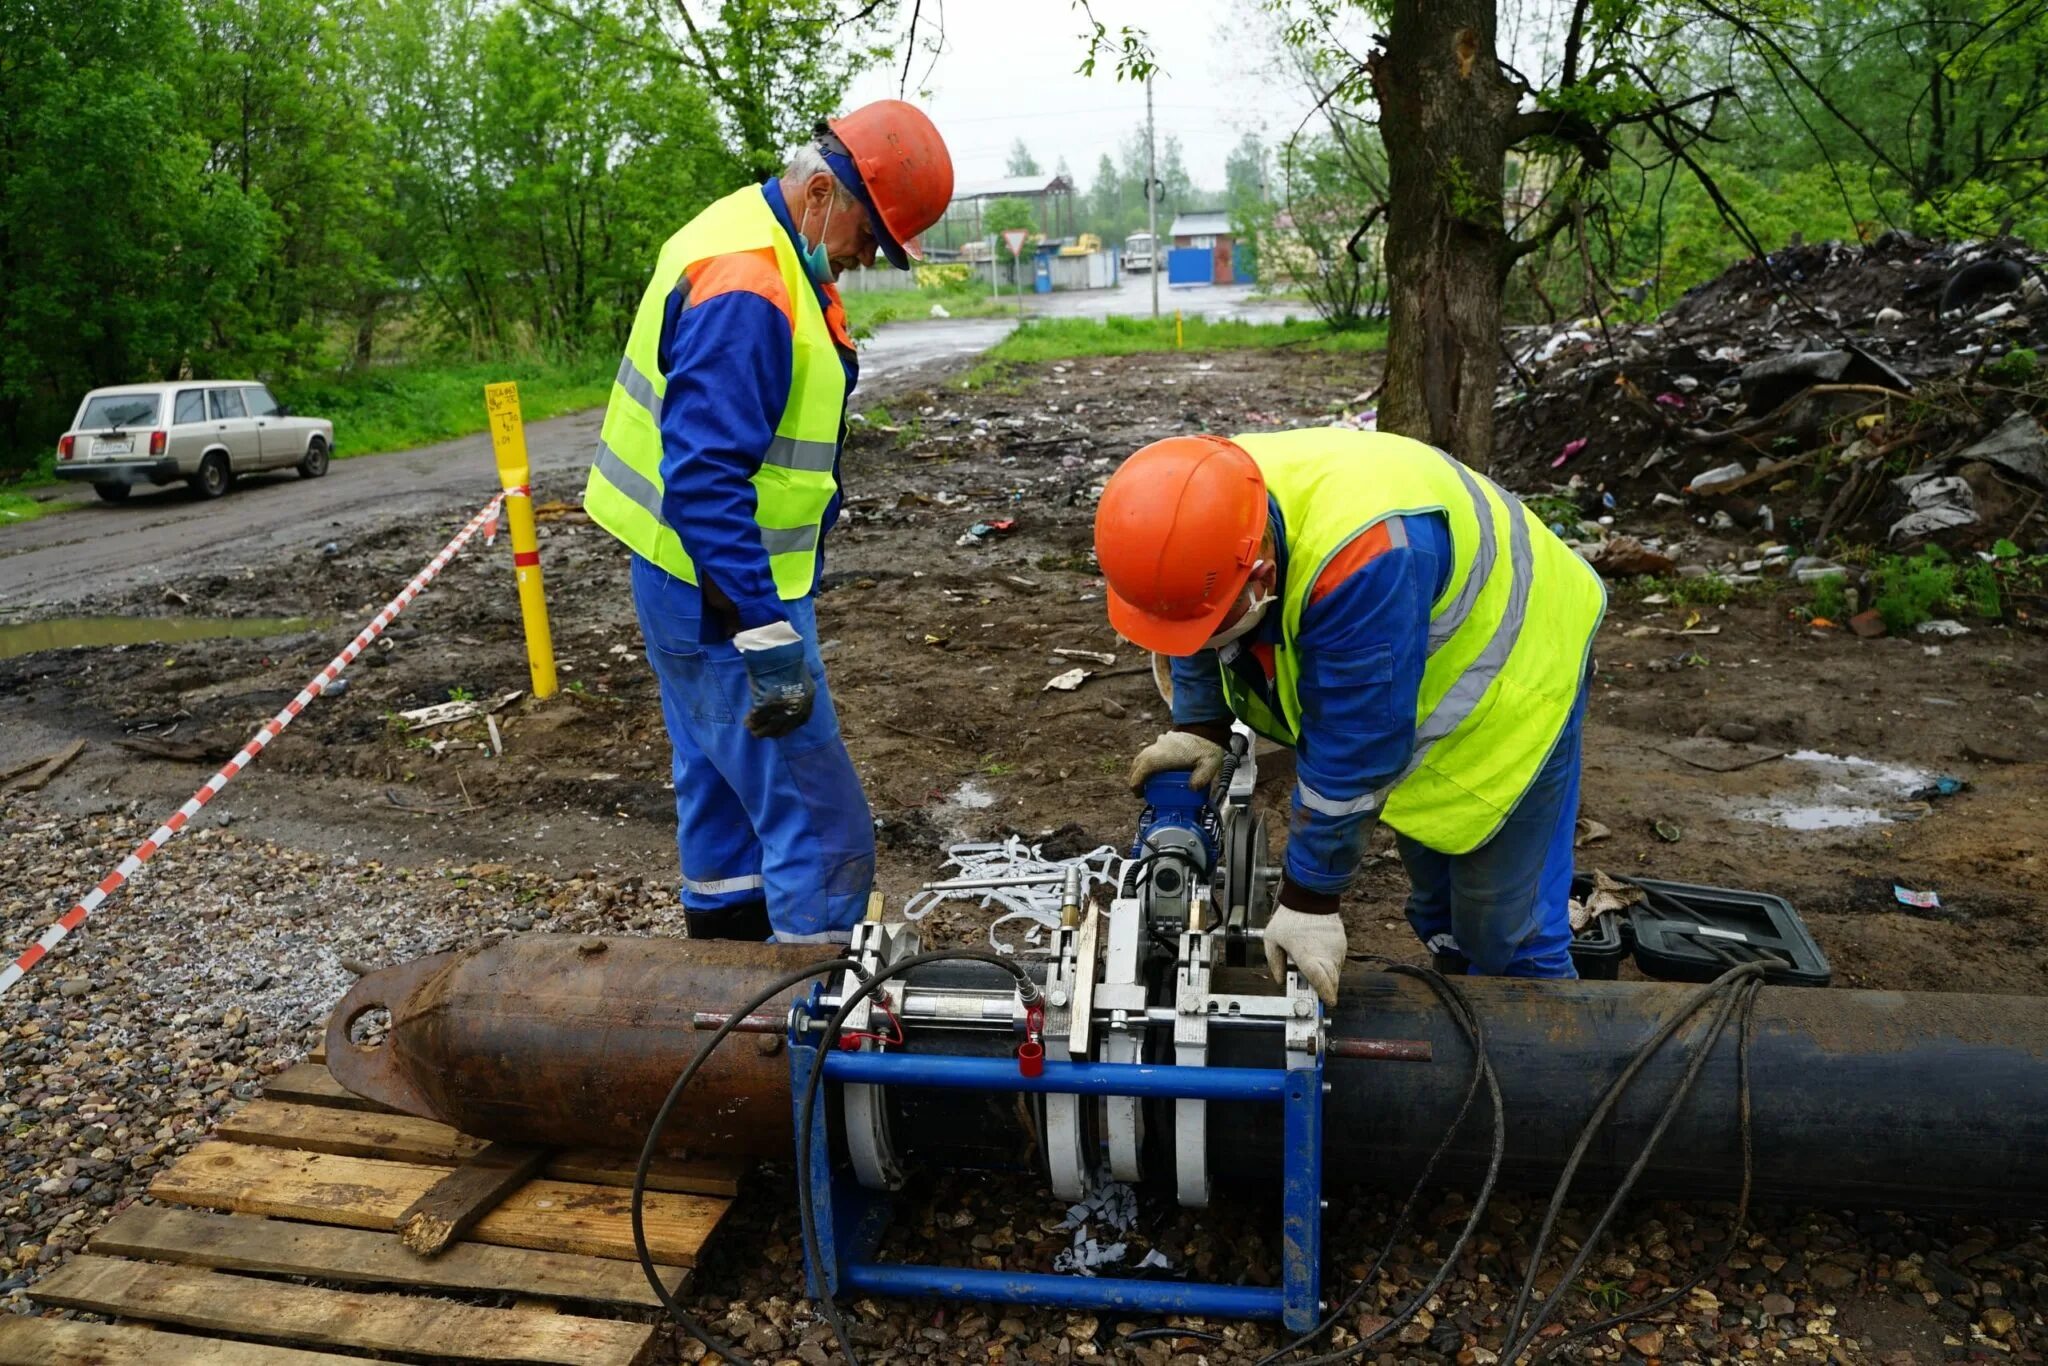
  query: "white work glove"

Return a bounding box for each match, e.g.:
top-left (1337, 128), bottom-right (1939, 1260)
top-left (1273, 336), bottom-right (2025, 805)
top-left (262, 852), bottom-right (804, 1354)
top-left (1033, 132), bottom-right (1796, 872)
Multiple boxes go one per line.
top-left (1127, 729), bottom-right (1227, 794)
top-left (1262, 904), bottom-right (1348, 1006)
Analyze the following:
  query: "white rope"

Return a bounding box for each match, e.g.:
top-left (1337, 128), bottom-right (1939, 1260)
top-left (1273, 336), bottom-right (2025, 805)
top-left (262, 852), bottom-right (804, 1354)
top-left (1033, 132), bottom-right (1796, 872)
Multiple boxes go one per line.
top-left (901, 836), bottom-right (1125, 954)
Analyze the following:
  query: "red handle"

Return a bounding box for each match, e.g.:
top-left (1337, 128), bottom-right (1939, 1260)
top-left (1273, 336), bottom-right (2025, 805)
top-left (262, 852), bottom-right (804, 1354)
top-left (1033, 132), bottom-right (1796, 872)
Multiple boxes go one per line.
top-left (1017, 1040), bottom-right (1045, 1078)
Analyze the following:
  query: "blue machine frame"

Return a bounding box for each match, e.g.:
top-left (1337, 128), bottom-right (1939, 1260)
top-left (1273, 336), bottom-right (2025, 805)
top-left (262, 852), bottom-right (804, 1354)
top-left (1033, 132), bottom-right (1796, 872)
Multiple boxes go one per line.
top-left (790, 989), bottom-right (1325, 1332)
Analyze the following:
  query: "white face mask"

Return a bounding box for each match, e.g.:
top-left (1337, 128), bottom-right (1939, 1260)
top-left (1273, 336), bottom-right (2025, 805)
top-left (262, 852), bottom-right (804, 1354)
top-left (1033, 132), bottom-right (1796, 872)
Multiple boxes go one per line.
top-left (1203, 574), bottom-right (1276, 650)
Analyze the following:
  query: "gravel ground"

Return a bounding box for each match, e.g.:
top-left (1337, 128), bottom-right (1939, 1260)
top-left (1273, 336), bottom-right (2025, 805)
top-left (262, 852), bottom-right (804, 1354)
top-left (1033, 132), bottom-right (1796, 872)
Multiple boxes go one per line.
top-left (0, 797), bottom-right (684, 1302)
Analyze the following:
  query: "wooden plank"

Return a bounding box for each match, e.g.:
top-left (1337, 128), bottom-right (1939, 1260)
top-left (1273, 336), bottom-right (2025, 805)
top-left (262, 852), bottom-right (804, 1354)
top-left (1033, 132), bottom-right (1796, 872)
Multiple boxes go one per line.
top-left (218, 1100), bottom-right (746, 1195)
top-left (545, 1150), bottom-right (745, 1199)
top-left (91, 1205), bottom-right (684, 1307)
top-left (259, 1061), bottom-right (391, 1112)
top-left (398, 1141), bottom-right (554, 1255)
top-left (0, 1316), bottom-right (371, 1365)
top-left (151, 1142), bottom-right (725, 1266)
top-left (220, 1100), bottom-right (479, 1164)
top-left (3, 740), bottom-right (85, 794)
top-left (32, 1256), bottom-right (653, 1366)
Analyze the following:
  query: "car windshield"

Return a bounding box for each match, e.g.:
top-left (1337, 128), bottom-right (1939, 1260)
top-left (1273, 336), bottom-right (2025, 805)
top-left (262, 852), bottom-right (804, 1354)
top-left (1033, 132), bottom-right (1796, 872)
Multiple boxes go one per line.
top-left (81, 394), bottom-right (161, 430)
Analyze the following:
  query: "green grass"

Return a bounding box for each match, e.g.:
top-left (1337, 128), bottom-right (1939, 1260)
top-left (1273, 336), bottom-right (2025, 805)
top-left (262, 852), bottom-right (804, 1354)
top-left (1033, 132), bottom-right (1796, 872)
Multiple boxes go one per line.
top-left (278, 355), bottom-right (614, 462)
top-left (840, 284), bottom-right (1014, 334)
top-left (1631, 573), bottom-right (1765, 607)
top-left (0, 490), bottom-right (64, 524)
top-left (957, 314), bottom-right (1385, 388)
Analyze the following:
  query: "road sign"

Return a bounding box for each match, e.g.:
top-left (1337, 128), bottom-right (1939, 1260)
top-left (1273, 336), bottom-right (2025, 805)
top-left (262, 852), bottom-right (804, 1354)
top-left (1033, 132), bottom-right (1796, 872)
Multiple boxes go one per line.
top-left (1002, 228), bottom-right (1030, 258)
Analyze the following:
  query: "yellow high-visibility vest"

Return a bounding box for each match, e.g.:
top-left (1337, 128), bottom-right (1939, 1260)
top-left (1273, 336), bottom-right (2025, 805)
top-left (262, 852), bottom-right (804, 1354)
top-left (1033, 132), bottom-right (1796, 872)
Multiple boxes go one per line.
top-left (1216, 429), bottom-right (1606, 854)
top-left (584, 186), bottom-right (850, 596)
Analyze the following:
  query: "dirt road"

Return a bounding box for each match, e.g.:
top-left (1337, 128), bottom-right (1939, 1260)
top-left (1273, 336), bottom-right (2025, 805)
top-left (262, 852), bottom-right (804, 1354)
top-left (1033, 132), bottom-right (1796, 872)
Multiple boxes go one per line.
top-left (0, 283), bottom-right (1297, 615)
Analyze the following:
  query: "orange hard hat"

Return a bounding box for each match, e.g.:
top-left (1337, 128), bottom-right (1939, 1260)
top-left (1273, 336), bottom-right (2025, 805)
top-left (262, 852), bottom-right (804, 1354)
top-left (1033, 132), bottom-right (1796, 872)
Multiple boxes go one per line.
top-left (826, 100), bottom-right (953, 269)
top-left (1094, 436), bottom-right (1269, 655)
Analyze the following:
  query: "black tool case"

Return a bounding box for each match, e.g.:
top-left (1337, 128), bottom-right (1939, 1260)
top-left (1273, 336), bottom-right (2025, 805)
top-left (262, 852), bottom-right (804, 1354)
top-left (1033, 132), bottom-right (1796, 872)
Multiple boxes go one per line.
top-left (1624, 876), bottom-right (1832, 987)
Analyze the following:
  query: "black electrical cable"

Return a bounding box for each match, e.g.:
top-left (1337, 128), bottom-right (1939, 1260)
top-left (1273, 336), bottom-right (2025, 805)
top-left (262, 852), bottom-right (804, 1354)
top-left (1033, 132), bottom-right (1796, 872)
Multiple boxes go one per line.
top-left (1254, 958), bottom-right (1506, 1366)
top-left (1524, 974), bottom-right (1761, 1364)
top-left (795, 947), bottom-right (1042, 1366)
top-left (630, 955), bottom-right (867, 1366)
top-left (1498, 964), bottom-right (1767, 1362)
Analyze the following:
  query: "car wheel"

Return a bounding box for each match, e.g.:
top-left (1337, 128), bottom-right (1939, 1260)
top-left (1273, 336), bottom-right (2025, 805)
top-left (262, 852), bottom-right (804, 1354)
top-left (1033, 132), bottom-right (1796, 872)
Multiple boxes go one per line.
top-left (191, 451), bottom-right (231, 500)
top-left (92, 483), bottom-right (130, 503)
top-left (297, 437), bottom-right (330, 479)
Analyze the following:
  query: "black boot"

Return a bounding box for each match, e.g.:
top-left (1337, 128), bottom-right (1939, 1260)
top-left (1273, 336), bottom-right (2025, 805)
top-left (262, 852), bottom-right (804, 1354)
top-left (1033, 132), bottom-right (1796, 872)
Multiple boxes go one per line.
top-left (685, 899), bottom-right (773, 941)
top-left (1431, 947), bottom-right (1473, 977)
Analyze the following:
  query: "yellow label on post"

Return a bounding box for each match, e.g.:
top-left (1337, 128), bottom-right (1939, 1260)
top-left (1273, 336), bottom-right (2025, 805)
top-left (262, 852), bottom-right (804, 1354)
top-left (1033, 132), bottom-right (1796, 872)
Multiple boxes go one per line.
top-left (485, 382), bottom-right (530, 488)
top-left (484, 381), bottom-right (558, 700)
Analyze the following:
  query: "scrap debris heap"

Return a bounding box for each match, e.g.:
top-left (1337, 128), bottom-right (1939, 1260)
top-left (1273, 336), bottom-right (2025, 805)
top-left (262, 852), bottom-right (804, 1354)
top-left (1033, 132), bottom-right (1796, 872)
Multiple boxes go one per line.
top-left (1496, 232), bottom-right (2048, 554)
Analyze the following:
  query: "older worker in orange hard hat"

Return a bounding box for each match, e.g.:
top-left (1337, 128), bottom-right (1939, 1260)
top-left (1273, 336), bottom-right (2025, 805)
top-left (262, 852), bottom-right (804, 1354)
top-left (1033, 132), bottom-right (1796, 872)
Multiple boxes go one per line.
top-left (585, 101), bottom-right (953, 944)
top-left (1094, 430), bottom-right (1606, 1002)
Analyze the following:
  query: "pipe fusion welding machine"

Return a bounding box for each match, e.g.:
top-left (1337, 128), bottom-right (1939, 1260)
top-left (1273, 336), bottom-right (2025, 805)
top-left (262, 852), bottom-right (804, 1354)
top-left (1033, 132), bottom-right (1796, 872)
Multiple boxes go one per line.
top-left (783, 732), bottom-right (1387, 1330)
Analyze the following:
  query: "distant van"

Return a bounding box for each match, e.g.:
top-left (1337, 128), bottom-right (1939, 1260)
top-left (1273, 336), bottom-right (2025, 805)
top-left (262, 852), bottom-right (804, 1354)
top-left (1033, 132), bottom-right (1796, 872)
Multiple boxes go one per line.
top-left (1125, 232), bottom-right (1156, 274)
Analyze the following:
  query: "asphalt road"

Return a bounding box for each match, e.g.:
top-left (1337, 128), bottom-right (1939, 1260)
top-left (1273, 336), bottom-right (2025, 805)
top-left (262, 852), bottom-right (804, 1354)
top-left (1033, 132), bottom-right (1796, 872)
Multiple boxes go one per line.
top-left (0, 280), bottom-right (1293, 614)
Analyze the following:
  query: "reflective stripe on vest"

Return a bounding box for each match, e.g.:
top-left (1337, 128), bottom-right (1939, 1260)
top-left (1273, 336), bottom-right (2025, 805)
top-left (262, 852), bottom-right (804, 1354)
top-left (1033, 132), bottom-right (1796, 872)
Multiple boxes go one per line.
top-left (591, 437), bottom-right (821, 558)
top-left (613, 353), bottom-right (839, 474)
top-left (1217, 429), bottom-right (1604, 854)
top-left (582, 185), bottom-right (847, 598)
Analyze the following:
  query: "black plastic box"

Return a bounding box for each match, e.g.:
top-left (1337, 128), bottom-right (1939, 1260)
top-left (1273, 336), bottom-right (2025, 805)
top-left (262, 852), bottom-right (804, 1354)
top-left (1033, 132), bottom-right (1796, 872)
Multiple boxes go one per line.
top-left (1569, 911), bottom-right (1628, 979)
top-left (1624, 876), bottom-right (1832, 987)
top-left (1566, 873), bottom-right (1631, 980)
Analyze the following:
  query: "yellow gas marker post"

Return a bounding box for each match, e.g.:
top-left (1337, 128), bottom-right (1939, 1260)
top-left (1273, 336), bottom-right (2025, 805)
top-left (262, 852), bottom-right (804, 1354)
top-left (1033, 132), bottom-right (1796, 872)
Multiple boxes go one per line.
top-left (484, 381), bottom-right (558, 699)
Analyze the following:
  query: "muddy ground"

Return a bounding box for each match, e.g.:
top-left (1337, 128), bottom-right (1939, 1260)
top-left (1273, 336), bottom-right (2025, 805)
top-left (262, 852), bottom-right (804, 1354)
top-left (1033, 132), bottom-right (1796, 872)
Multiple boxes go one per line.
top-left (2, 346), bottom-right (2046, 1362)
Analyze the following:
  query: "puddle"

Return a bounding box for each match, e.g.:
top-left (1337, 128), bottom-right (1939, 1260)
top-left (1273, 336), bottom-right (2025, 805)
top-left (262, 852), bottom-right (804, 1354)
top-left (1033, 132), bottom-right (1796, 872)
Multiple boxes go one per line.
top-left (928, 779), bottom-right (999, 842)
top-left (1733, 749), bottom-right (1937, 832)
top-left (0, 615), bottom-right (324, 662)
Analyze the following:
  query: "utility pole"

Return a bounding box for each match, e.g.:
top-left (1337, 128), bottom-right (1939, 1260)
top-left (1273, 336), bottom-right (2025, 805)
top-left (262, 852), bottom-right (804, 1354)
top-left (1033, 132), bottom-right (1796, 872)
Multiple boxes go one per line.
top-left (1146, 75), bottom-right (1159, 320)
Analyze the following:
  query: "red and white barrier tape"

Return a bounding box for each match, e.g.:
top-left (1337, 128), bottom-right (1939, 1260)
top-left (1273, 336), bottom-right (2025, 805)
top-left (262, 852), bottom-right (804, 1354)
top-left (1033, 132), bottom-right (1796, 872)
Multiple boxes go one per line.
top-left (0, 493), bottom-right (507, 998)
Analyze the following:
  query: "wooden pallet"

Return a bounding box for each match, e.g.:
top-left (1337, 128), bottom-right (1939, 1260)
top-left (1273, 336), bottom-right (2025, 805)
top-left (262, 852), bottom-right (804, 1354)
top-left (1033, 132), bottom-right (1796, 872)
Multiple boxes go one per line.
top-left (14, 1054), bottom-right (749, 1365)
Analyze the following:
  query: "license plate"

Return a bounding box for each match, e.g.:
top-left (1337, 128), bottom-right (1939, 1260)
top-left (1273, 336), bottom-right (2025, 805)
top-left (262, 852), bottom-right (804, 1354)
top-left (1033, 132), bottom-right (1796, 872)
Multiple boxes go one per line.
top-left (95, 438), bottom-right (133, 457)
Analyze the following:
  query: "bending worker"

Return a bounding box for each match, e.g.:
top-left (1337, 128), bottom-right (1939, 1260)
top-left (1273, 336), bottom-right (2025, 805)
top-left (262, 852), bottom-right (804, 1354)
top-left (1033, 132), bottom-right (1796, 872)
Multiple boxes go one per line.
top-left (1094, 429), bottom-right (1605, 1000)
top-left (584, 102), bottom-right (953, 943)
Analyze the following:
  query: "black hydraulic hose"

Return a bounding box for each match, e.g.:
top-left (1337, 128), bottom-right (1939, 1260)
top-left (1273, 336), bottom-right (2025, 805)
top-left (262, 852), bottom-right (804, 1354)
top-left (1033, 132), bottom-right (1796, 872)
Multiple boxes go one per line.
top-left (1257, 959), bottom-right (1507, 1366)
top-left (796, 948), bottom-right (1041, 1366)
top-left (1500, 964), bottom-right (1767, 1362)
top-left (630, 955), bottom-right (867, 1366)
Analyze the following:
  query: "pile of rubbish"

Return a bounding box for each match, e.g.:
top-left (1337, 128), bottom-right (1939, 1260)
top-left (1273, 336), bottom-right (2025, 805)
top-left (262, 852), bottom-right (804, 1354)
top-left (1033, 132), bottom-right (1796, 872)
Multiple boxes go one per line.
top-left (1496, 232), bottom-right (2048, 549)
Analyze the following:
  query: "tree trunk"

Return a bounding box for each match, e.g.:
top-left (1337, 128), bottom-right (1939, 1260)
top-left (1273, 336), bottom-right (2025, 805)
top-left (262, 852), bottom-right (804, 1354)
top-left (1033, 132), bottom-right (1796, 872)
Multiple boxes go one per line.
top-left (1370, 0), bottom-right (1516, 474)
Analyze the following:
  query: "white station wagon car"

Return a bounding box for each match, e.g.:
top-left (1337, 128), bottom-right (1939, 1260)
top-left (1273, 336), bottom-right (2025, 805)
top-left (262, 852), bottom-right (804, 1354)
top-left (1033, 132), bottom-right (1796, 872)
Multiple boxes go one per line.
top-left (55, 381), bottom-right (334, 502)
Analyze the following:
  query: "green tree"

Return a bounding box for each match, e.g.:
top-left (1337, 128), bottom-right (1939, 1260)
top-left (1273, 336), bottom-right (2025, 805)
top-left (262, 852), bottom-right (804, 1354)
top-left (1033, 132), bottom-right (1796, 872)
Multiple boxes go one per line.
top-left (0, 0), bottom-right (265, 470)
top-left (1225, 132), bottom-right (1269, 212)
top-left (537, 0), bottom-right (898, 178)
top-left (1007, 139), bottom-right (1043, 176)
top-left (184, 0), bottom-right (383, 374)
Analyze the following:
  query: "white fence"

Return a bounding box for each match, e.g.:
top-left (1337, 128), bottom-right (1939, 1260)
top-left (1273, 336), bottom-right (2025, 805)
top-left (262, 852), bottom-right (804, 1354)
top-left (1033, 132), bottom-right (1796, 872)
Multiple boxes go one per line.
top-left (834, 250), bottom-right (1120, 295)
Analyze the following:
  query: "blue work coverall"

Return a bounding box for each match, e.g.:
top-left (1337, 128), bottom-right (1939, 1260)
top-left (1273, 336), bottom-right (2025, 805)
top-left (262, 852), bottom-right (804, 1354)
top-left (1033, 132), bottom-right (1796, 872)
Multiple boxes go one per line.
top-left (629, 180), bottom-right (875, 943)
top-left (1170, 504), bottom-right (1586, 978)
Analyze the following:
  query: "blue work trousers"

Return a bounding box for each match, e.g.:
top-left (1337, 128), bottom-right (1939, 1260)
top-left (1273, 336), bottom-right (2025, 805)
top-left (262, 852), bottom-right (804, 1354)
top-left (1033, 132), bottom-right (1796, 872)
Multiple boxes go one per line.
top-left (630, 556), bottom-right (875, 942)
top-left (1399, 681), bottom-right (1587, 979)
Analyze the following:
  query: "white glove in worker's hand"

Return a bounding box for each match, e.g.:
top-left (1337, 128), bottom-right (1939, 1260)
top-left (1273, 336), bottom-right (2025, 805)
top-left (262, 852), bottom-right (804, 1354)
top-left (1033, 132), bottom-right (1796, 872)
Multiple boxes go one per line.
top-left (1262, 904), bottom-right (1347, 1006)
top-left (1127, 729), bottom-right (1227, 794)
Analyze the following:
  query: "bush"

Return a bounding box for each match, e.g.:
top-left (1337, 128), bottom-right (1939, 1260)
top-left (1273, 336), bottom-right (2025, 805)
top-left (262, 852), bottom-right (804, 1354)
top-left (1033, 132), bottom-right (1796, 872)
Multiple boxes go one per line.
top-left (1869, 546), bottom-right (2004, 633)
top-left (1809, 575), bottom-right (1849, 621)
top-left (1987, 347), bottom-right (2040, 383)
top-left (915, 264), bottom-right (973, 289)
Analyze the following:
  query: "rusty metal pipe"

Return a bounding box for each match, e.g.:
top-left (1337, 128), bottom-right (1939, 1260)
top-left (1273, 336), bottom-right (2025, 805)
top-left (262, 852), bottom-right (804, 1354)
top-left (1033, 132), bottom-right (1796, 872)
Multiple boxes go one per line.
top-left (328, 936), bottom-right (2048, 1213)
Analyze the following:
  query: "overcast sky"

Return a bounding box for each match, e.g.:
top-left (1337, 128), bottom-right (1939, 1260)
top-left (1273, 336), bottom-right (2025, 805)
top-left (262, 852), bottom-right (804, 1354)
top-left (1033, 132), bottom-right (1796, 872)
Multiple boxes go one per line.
top-left (843, 0), bottom-right (1319, 199)
top-left (842, 2), bottom-right (1573, 197)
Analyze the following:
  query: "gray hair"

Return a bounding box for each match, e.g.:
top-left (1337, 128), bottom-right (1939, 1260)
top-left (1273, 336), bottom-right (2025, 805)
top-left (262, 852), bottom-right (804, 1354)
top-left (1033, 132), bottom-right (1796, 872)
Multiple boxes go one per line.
top-left (782, 145), bottom-right (860, 209)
